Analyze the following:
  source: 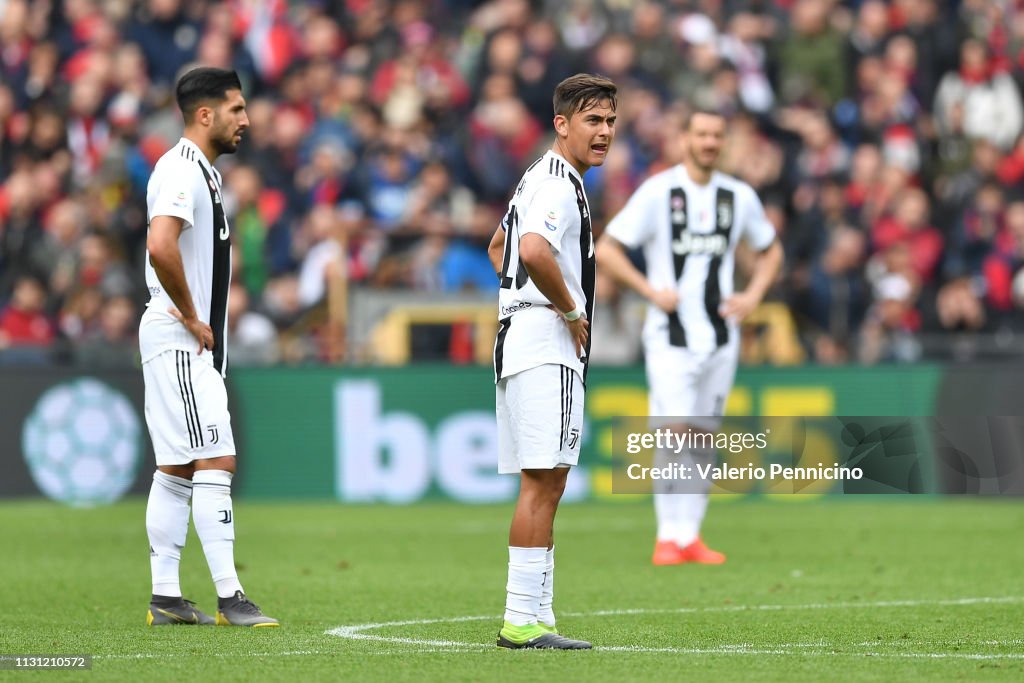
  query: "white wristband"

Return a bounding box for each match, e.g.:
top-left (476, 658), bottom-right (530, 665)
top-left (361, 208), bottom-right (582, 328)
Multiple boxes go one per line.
top-left (562, 306), bottom-right (584, 322)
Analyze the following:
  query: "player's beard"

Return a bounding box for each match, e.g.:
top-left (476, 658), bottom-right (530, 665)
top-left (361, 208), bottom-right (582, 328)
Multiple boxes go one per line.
top-left (687, 144), bottom-right (717, 174)
top-left (211, 120), bottom-right (240, 155)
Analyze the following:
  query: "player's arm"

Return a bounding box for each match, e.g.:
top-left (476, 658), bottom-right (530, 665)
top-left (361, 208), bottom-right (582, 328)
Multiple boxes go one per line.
top-left (720, 187), bottom-right (784, 321)
top-left (520, 233), bottom-right (576, 313)
top-left (595, 234), bottom-right (678, 313)
top-left (519, 233), bottom-right (589, 358)
top-left (147, 215), bottom-right (213, 354)
top-left (720, 238), bottom-right (783, 321)
top-left (487, 226), bottom-right (505, 276)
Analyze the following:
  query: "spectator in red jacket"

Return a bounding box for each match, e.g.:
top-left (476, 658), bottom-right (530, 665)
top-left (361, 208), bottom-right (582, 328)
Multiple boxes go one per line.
top-left (995, 134), bottom-right (1024, 186)
top-left (369, 21), bottom-right (469, 122)
top-left (0, 275), bottom-right (54, 348)
top-left (872, 187), bottom-right (944, 284)
top-left (983, 200), bottom-right (1024, 311)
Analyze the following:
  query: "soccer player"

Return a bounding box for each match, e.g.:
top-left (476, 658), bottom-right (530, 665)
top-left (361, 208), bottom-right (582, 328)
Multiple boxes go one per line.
top-left (487, 73), bottom-right (616, 649)
top-left (596, 109), bottom-right (783, 566)
top-left (141, 67), bottom-right (277, 626)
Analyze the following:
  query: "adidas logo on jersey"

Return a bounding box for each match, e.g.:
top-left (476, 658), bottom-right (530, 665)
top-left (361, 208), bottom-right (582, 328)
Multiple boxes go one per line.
top-left (671, 232), bottom-right (728, 257)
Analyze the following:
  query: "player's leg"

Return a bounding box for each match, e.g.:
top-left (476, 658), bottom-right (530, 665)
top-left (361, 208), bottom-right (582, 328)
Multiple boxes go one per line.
top-left (142, 350), bottom-right (214, 625)
top-left (193, 456), bottom-right (276, 627)
top-left (496, 365), bottom-right (590, 650)
top-left (537, 366), bottom-right (583, 633)
top-left (672, 441), bottom-right (724, 563)
top-left (675, 342), bottom-right (740, 564)
top-left (645, 343), bottom-right (702, 565)
top-left (498, 367), bottom-right (556, 629)
top-left (651, 442), bottom-right (686, 565)
top-left (505, 467), bottom-right (567, 619)
top-left (501, 468), bottom-right (589, 649)
top-left (179, 352), bottom-right (278, 627)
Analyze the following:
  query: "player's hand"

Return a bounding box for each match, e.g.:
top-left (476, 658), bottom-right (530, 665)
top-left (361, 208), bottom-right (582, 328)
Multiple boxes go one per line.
top-left (648, 288), bottom-right (679, 314)
top-left (719, 290), bottom-right (760, 322)
top-left (566, 316), bottom-right (589, 359)
top-left (168, 307), bottom-right (214, 354)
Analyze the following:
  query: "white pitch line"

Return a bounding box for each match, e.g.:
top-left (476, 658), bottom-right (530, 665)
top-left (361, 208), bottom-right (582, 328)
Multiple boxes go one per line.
top-left (87, 596), bottom-right (1024, 663)
top-left (351, 645), bottom-right (1024, 660)
top-left (349, 647), bottom-right (1024, 659)
top-left (329, 614), bottom-right (495, 649)
top-left (596, 646), bottom-right (1024, 660)
top-left (325, 595), bottom-right (1024, 660)
top-left (328, 641), bottom-right (1024, 661)
top-left (327, 595), bottom-right (1024, 641)
top-left (91, 644), bottom-right (1024, 662)
top-left (852, 639), bottom-right (1024, 648)
top-left (874, 653), bottom-right (1024, 661)
top-left (598, 645), bottom-right (793, 655)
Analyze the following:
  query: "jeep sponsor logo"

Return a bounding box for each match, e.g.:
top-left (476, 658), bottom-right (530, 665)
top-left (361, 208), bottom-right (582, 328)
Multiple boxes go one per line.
top-left (671, 232), bottom-right (728, 257)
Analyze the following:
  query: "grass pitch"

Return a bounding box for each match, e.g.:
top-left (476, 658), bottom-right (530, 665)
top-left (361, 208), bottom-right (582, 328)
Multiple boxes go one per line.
top-left (1, 497), bottom-right (1022, 681)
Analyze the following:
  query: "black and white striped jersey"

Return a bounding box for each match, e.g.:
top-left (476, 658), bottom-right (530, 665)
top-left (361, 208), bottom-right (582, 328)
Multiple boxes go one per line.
top-left (494, 150), bottom-right (596, 383)
top-left (605, 165), bottom-right (775, 352)
top-left (140, 138), bottom-right (232, 376)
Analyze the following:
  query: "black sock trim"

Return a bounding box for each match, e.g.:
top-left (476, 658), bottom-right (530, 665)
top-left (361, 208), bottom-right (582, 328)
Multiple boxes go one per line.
top-left (150, 594), bottom-right (183, 607)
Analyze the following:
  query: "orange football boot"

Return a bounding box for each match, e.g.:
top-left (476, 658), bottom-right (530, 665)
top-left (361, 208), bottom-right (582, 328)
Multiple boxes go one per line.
top-left (678, 538), bottom-right (726, 564)
top-left (651, 540), bottom-right (686, 565)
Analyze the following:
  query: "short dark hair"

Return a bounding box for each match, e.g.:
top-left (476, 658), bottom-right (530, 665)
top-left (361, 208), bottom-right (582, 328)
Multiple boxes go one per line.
top-left (175, 67), bottom-right (242, 120)
top-left (683, 107), bottom-right (727, 130)
top-left (553, 73), bottom-right (617, 119)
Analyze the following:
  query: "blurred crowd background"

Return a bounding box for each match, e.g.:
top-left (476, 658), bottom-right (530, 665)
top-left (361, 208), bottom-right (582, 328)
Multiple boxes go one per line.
top-left (1, 0), bottom-right (1022, 367)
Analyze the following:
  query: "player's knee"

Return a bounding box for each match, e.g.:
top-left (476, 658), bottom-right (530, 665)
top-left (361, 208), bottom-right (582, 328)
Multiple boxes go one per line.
top-left (520, 470), bottom-right (566, 503)
top-left (550, 470), bottom-right (569, 498)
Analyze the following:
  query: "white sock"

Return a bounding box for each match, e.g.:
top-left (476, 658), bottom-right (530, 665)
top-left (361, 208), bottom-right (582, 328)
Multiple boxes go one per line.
top-left (538, 546), bottom-right (555, 626)
top-left (675, 447), bottom-right (714, 547)
top-left (146, 471), bottom-right (192, 597)
top-left (192, 470), bottom-right (243, 598)
top-left (675, 495), bottom-right (707, 547)
top-left (504, 546), bottom-right (545, 626)
top-left (655, 494), bottom-right (681, 542)
top-left (653, 447), bottom-right (680, 542)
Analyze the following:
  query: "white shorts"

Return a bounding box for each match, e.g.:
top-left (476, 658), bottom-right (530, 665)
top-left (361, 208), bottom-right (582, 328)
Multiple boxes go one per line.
top-left (143, 349), bottom-right (237, 466)
top-left (497, 364), bottom-right (584, 474)
top-left (645, 338), bottom-right (739, 431)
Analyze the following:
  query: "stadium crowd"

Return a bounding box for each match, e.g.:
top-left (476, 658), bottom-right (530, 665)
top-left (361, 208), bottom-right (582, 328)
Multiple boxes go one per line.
top-left (1, 0), bottom-right (1022, 366)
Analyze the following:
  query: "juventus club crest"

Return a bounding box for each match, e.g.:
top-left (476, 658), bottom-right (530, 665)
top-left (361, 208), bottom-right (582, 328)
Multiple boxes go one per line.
top-left (717, 202), bottom-right (732, 229)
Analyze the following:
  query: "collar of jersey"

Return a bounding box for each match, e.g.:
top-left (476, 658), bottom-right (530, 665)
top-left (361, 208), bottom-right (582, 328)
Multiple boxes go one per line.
top-left (674, 164), bottom-right (719, 190)
top-left (546, 150), bottom-right (583, 181)
top-left (178, 137), bottom-right (222, 185)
